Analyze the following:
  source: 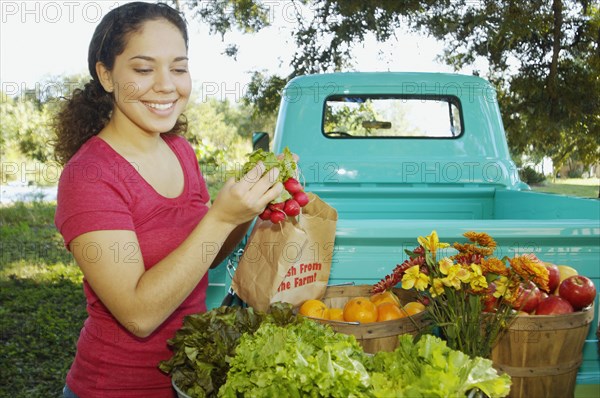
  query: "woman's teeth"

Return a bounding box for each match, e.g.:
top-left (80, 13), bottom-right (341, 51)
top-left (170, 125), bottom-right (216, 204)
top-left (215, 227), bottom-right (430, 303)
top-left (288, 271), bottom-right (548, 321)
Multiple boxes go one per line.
top-left (145, 102), bottom-right (174, 110)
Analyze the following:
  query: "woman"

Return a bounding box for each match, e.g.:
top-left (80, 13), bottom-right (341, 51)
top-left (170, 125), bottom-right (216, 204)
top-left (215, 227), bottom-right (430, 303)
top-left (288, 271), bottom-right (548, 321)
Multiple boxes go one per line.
top-left (53, 2), bottom-right (283, 397)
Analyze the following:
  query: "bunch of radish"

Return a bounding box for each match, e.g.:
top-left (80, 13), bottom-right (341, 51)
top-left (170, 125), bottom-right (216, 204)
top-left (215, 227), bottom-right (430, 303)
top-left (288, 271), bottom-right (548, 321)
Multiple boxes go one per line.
top-left (259, 177), bottom-right (309, 223)
top-left (240, 147), bottom-right (309, 224)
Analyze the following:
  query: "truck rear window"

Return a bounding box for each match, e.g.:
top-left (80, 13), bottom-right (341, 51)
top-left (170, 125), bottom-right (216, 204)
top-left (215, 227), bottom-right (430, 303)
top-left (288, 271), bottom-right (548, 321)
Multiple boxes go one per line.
top-left (323, 95), bottom-right (463, 138)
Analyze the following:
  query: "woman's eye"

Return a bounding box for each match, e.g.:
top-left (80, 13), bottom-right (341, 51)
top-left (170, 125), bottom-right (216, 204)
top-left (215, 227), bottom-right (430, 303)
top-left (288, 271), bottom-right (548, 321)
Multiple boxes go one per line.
top-left (134, 68), bottom-right (152, 74)
top-left (172, 68), bottom-right (188, 74)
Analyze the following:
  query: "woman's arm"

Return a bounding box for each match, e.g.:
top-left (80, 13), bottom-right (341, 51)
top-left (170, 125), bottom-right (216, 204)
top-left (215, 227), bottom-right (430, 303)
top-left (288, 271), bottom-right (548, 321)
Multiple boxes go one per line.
top-left (70, 163), bottom-right (282, 338)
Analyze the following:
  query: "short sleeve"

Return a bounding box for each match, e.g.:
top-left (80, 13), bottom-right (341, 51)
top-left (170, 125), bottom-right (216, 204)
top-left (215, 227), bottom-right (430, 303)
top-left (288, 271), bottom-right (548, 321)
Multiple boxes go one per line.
top-left (190, 149), bottom-right (211, 205)
top-left (195, 162), bottom-right (210, 204)
top-left (55, 160), bottom-right (135, 248)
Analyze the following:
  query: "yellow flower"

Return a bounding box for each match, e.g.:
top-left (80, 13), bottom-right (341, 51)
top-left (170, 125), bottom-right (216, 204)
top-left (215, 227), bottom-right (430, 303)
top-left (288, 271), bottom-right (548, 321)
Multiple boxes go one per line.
top-left (495, 276), bottom-right (521, 304)
top-left (492, 276), bottom-right (509, 298)
top-left (457, 265), bottom-right (472, 283)
top-left (418, 230), bottom-right (450, 253)
top-left (402, 265), bottom-right (429, 291)
top-left (439, 257), bottom-right (454, 274)
top-left (469, 263), bottom-right (488, 292)
top-left (430, 278), bottom-right (445, 297)
top-left (440, 263), bottom-right (471, 290)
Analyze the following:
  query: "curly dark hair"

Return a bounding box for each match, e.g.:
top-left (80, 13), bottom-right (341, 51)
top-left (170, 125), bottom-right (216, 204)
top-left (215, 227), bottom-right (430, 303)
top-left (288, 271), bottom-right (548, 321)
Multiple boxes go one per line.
top-left (53, 2), bottom-right (189, 165)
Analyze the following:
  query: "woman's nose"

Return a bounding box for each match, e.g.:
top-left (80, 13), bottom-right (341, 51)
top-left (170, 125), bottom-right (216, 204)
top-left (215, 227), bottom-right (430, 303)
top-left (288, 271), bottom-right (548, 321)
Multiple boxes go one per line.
top-left (153, 68), bottom-right (176, 92)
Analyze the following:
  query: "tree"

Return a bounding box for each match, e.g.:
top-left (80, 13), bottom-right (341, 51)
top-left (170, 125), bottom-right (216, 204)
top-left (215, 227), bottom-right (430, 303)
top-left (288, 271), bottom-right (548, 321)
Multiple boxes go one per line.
top-left (1, 92), bottom-right (53, 163)
top-left (412, 0), bottom-right (600, 174)
top-left (1, 74), bottom-right (90, 165)
top-left (173, 0), bottom-right (599, 171)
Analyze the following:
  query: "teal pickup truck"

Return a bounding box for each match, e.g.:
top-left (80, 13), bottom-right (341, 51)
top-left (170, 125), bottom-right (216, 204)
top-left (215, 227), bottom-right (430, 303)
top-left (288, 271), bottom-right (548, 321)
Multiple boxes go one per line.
top-left (206, 72), bottom-right (599, 391)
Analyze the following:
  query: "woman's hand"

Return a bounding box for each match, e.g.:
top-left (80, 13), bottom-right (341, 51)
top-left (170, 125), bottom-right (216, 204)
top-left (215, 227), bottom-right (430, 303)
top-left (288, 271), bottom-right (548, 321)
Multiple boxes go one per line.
top-left (209, 161), bottom-right (284, 226)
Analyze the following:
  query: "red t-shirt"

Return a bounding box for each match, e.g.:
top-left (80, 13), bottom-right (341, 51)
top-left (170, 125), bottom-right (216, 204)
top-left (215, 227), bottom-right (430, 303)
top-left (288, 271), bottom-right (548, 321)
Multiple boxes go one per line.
top-left (55, 134), bottom-right (210, 398)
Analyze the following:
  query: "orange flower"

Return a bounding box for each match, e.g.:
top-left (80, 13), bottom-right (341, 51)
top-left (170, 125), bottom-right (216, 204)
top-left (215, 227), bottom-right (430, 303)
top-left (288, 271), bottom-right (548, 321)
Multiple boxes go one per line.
top-left (480, 257), bottom-right (509, 276)
top-left (508, 253), bottom-right (549, 292)
top-left (452, 243), bottom-right (494, 258)
top-left (463, 231), bottom-right (497, 249)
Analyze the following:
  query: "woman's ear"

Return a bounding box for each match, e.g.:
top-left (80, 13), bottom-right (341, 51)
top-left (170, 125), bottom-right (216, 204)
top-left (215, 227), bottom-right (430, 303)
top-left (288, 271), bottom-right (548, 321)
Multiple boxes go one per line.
top-left (96, 62), bottom-right (114, 93)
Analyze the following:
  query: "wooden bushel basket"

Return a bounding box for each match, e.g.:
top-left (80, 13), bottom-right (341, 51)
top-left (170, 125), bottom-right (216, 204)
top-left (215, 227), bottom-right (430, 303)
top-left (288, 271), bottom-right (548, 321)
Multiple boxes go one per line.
top-left (490, 303), bottom-right (594, 398)
top-left (313, 284), bottom-right (431, 354)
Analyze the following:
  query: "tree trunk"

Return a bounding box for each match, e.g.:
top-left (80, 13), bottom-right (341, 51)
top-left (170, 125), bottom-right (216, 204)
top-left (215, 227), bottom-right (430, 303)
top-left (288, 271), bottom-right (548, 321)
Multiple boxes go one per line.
top-left (547, 0), bottom-right (563, 114)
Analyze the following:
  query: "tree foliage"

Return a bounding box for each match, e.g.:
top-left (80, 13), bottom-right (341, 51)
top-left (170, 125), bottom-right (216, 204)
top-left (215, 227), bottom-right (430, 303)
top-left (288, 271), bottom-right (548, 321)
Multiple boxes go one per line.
top-left (176, 0), bottom-right (599, 170)
top-left (167, 0), bottom-right (272, 58)
top-left (412, 0), bottom-right (599, 172)
top-left (1, 77), bottom-right (268, 190)
top-left (1, 74), bottom-right (91, 164)
top-left (1, 92), bottom-right (56, 164)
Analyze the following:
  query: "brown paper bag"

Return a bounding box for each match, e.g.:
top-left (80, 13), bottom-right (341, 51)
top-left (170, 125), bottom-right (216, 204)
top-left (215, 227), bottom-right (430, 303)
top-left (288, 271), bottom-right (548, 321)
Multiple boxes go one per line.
top-left (231, 193), bottom-right (338, 311)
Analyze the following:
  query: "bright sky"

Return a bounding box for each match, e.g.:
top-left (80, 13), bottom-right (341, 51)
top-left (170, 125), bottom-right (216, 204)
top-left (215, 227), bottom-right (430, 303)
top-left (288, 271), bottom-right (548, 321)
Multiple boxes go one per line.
top-left (0, 0), bottom-right (467, 103)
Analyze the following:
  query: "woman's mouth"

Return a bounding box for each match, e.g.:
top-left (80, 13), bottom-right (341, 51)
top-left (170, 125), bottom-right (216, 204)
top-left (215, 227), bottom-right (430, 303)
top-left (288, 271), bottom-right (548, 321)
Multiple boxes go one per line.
top-left (142, 100), bottom-right (176, 112)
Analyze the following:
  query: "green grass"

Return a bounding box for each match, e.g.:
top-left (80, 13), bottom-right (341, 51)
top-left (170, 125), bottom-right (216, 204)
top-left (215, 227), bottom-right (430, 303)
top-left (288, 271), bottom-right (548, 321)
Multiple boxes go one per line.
top-left (1, 201), bottom-right (86, 398)
top-left (575, 384), bottom-right (600, 398)
top-left (530, 178), bottom-right (600, 198)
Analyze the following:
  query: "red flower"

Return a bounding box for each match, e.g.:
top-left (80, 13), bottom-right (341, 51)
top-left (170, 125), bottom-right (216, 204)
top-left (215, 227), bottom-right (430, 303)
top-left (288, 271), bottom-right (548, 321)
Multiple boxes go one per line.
top-left (372, 254), bottom-right (426, 294)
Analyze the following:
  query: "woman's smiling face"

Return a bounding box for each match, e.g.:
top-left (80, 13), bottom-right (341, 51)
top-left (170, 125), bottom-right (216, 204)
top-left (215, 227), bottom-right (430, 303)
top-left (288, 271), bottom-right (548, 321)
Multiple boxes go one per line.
top-left (97, 19), bottom-right (191, 135)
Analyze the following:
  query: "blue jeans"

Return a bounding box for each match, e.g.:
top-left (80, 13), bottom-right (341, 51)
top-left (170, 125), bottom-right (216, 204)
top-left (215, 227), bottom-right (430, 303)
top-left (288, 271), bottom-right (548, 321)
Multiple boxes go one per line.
top-left (63, 384), bottom-right (79, 398)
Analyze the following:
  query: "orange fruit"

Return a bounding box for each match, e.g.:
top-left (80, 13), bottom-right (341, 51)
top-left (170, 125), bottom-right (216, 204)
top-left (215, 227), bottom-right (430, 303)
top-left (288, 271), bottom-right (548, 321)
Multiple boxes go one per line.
top-left (343, 297), bottom-right (378, 323)
top-left (370, 290), bottom-right (401, 307)
top-left (401, 301), bottom-right (426, 316)
top-left (328, 308), bottom-right (344, 321)
top-left (376, 302), bottom-right (407, 322)
top-left (299, 299), bottom-right (329, 319)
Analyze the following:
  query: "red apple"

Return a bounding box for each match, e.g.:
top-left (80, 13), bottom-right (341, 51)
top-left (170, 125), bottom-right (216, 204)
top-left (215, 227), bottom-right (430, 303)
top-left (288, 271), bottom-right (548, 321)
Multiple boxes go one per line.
top-left (544, 262), bottom-right (561, 293)
top-left (512, 281), bottom-right (542, 313)
top-left (554, 266), bottom-right (579, 295)
top-left (535, 295), bottom-right (574, 315)
top-left (558, 275), bottom-right (597, 310)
